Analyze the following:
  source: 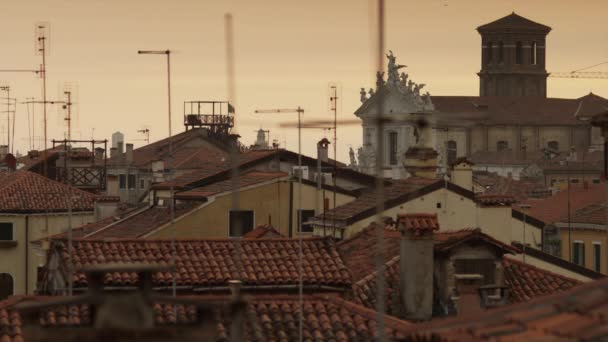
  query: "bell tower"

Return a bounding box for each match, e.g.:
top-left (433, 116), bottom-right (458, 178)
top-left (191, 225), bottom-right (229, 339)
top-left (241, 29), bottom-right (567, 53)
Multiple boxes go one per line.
top-left (477, 12), bottom-right (551, 97)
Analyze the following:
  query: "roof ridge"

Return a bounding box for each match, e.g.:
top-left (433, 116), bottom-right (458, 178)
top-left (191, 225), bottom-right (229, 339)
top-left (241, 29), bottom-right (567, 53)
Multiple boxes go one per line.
top-left (502, 255), bottom-right (582, 284)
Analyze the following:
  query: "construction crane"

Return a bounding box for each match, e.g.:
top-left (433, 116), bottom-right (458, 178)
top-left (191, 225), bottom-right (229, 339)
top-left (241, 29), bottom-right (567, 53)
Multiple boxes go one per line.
top-left (549, 61), bottom-right (608, 79)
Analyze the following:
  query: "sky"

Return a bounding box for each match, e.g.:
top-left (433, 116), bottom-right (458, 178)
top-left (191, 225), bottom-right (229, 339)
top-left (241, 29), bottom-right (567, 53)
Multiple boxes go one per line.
top-left (0, 0), bottom-right (606, 162)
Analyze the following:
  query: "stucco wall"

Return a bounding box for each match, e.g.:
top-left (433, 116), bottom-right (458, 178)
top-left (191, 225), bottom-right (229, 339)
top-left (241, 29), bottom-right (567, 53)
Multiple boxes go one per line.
top-left (0, 212), bottom-right (94, 297)
top-left (559, 228), bottom-right (608, 274)
top-left (149, 180), bottom-right (354, 239)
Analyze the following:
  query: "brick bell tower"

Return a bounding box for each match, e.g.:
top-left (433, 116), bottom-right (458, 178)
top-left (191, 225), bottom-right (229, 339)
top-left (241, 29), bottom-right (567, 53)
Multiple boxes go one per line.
top-left (477, 12), bottom-right (551, 97)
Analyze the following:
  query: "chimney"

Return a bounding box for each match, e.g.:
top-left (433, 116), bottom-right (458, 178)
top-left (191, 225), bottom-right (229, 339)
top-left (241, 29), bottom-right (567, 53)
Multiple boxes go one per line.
top-left (452, 274), bottom-right (485, 316)
top-left (317, 138), bottom-right (330, 163)
top-left (0, 145), bottom-right (7, 159)
top-left (450, 158), bottom-right (474, 191)
top-left (476, 196), bottom-right (517, 243)
top-left (106, 175), bottom-right (119, 196)
top-left (117, 141), bottom-right (124, 155)
top-left (95, 147), bottom-right (105, 160)
top-left (403, 147), bottom-right (439, 179)
top-left (110, 147), bottom-right (118, 158)
top-left (397, 213), bottom-right (439, 321)
top-left (125, 143), bottom-right (134, 164)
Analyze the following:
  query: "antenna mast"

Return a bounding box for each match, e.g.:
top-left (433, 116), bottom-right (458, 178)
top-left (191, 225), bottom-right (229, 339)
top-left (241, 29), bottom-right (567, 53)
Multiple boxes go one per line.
top-left (137, 128), bottom-right (150, 144)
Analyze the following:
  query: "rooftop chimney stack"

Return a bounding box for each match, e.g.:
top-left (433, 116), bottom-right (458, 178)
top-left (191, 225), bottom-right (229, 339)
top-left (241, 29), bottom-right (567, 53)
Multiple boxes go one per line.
top-left (317, 138), bottom-right (330, 163)
top-left (450, 158), bottom-right (474, 191)
top-left (125, 143), bottom-right (134, 164)
top-left (403, 118), bottom-right (439, 179)
top-left (110, 147), bottom-right (118, 158)
top-left (397, 213), bottom-right (439, 321)
top-left (94, 147), bottom-right (105, 160)
top-left (117, 141), bottom-right (124, 155)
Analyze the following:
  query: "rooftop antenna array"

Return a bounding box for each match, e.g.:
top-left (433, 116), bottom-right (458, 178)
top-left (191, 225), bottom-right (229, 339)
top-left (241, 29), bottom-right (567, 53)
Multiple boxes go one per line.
top-left (137, 127), bottom-right (151, 145)
top-left (0, 85), bottom-right (16, 154)
top-left (57, 82), bottom-right (78, 142)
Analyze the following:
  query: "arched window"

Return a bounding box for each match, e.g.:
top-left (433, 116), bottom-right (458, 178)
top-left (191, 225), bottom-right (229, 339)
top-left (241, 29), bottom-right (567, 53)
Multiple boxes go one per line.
top-left (0, 273), bottom-right (13, 300)
top-left (515, 41), bottom-right (523, 64)
top-left (487, 42), bottom-right (493, 64)
top-left (547, 141), bottom-right (559, 151)
top-left (530, 42), bottom-right (538, 65)
top-left (497, 140), bottom-right (509, 151)
top-left (498, 41), bottom-right (504, 63)
top-left (447, 140), bottom-right (457, 165)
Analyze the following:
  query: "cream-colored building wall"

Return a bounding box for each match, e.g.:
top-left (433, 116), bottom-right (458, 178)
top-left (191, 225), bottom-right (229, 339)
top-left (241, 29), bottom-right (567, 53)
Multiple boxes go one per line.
top-left (559, 229), bottom-right (608, 274)
top-left (149, 180), bottom-right (355, 239)
top-left (487, 126), bottom-right (519, 152)
top-left (509, 216), bottom-right (543, 249)
top-left (0, 213), bottom-right (93, 297)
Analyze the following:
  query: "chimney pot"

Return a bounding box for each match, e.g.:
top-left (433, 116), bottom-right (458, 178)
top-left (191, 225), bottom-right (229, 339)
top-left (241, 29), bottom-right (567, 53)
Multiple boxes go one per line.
top-left (317, 138), bottom-right (330, 163)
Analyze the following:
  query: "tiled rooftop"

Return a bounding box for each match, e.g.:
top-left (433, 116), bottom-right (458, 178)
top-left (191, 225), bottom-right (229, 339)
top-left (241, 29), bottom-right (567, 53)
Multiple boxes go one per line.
top-left (0, 170), bottom-right (103, 213)
top-left (502, 257), bottom-right (581, 303)
top-left (0, 293), bottom-right (412, 341)
top-left (176, 171), bottom-right (287, 199)
top-left (569, 202), bottom-right (608, 225)
top-left (315, 178), bottom-right (439, 224)
top-left (521, 183), bottom-right (607, 224)
top-left (80, 202), bottom-right (203, 239)
top-left (397, 213), bottom-right (440, 236)
top-left (401, 273), bottom-right (608, 341)
top-left (242, 224), bottom-right (283, 239)
top-left (474, 171), bottom-right (551, 202)
top-left (45, 237), bottom-right (352, 290)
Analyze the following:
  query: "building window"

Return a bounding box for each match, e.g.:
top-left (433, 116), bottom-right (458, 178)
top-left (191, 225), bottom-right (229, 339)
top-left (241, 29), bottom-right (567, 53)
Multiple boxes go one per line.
top-left (229, 210), bottom-right (254, 237)
top-left (547, 141), bottom-right (559, 151)
top-left (498, 41), bottom-right (504, 63)
top-left (530, 42), bottom-right (538, 65)
top-left (128, 174), bottom-right (136, 190)
top-left (298, 209), bottom-right (316, 233)
top-left (365, 128), bottom-right (373, 145)
top-left (593, 179), bottom-right (601, 184)
top-left (454, 259), bottom-right (496, 285)
top-left (573, 241), bottom-right (585, 266)
top-left (0, 273), bottom-right (13, 300)
top-left (447, 140), bottom-right (457, 165)
top-left (497, 140), bottom-right (509, 151)
top-left (388, 131), bottom-right (399, 165)
top-left (487, 42), bottom-right (493, 64)
top-left (140, 179), bottom-right (145, 189)
top-left (515, 41), bottom-right (523, 64)
top-left (0, 223), bottom-right (13, 241)
top-left (571, 179), bottom-right (580, 184)
top-left (119, 174), bottom-right (126, 189)
top-left (593, 242), bottom-right (601, 272)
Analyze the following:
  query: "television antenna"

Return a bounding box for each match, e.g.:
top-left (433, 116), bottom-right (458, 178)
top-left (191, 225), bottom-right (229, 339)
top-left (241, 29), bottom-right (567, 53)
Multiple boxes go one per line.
top-left (0, 86), bottom-right (16, 153)
top-left (137, 127), bottom-right (151, 145)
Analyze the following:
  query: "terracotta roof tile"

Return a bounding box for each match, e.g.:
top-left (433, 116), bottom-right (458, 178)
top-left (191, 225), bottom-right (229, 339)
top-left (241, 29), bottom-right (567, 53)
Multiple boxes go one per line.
top-left (242, 224), bottom-right (283, 239)
top-left (502, 256), bottom-right (581, 303)
top-left (569, 202), bottom-right (608, 225)
top-left (81, 202), bottom-right (202, 239)
top-left (474, 171), bottom-right (551, 202)
top-left (521, 183), bottom-right (607, 224)
top-left (0, 294), bottom-right (412, 341)
top-left (315, 178), bottom-right (439, 223)
top-left (46, 237), bottom-right (352, 289)
top-left (0, 170), bottom-right (101, 213)
top-left (400, 271), bottom-right (608, 341)
top-left (397, 213), bottom-right (440, 236)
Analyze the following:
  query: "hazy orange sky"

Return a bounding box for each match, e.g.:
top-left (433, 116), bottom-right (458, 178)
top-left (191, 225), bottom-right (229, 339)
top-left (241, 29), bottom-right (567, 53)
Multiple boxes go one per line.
top-left (0, 0), bottom-right (606, 161)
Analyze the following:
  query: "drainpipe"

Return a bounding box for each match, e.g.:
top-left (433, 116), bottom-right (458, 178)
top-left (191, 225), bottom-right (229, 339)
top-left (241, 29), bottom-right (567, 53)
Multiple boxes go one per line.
top-left (25, 215), bottom-right (29, 294)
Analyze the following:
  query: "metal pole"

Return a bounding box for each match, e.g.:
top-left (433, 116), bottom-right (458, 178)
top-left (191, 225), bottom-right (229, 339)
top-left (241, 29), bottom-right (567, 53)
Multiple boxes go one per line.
top-left (297, 106), bottom-right (303, 342)
top-left (567, 160), bottom-right (572, 262)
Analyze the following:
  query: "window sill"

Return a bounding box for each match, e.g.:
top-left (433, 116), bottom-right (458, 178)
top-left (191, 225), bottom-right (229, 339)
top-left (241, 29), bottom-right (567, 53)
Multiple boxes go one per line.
top-left (0, 240), bottom-right (17, 248)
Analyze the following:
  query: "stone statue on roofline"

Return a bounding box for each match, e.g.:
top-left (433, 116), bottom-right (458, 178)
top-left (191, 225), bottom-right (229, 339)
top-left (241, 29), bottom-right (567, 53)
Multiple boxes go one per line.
top-left (400, 72), bottom-right (408, 90)
top-left (376, 71), bottom-right (385, 90)
top-left (349, 147), bottom-right (357, 167)
top-left (386, 50), bottom-right (406, 85)
top-left (360, 88), bottom-right (368, 103)
top-left (369, 88), bottom-right (375, 97)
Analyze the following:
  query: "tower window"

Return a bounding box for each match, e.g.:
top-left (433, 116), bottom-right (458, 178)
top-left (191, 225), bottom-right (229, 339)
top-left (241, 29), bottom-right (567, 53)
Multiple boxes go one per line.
top-left (498, 41), bottom-right (504, 63)
top-left (515, 41), bottom-right (523, 64)
top-left (497, 140), bottom-right (509, 151)
top-left (389, 131), bottom-right (399, 165)
top-left (531, 42), bottom-right (538, 65)
top-left (447, 140), bottom-right (457, 165)
top-left (487, 42), bottom-right (493, 64)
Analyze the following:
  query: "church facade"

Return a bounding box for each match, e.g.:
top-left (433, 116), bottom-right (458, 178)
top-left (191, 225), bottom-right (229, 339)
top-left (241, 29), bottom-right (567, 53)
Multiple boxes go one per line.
top-left (350, 12), bottom-right (608, 179)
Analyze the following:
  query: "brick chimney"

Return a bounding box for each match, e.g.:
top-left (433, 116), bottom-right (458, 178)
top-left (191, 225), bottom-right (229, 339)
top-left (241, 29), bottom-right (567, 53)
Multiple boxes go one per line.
top-left (450, 157), bottom-right (474, 191)
top-left (125, 143), bottom-right (134, 164)
top-left (317, 138), bottom-right (330, 163)
top-left (397, 213), bottom-right (439, 321)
